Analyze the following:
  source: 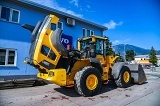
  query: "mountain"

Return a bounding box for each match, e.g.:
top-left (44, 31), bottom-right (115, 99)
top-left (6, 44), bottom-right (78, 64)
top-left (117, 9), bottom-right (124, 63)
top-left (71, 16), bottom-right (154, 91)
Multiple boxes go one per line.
top-left (113, 44), bottom-right (160, 56)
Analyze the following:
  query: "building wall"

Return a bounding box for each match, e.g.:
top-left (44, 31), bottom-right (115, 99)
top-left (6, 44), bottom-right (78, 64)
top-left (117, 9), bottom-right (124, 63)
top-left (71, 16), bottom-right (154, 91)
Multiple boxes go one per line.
top-left (135, 57), bottom-right (142, 61)
top-left (0, 1), bottom-right (103, 79)
top-left (135, 57), bottom-right (145, 64)
top-left (0, 1), bottom-right (47, 77)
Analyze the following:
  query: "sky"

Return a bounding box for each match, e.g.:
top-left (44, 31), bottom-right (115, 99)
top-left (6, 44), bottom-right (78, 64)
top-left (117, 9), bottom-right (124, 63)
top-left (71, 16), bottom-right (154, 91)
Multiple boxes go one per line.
top-left (30, 0), bottom-right (160, 50)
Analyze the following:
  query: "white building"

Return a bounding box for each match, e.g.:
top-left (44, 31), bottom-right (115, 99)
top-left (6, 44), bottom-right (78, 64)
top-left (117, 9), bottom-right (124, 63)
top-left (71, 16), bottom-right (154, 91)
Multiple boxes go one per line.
top-left (135, 55), bottom-right (160, 66)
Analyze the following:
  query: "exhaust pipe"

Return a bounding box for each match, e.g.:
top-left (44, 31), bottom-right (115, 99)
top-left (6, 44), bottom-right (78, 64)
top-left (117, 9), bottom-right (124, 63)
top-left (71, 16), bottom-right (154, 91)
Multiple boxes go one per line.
top-left (22, 24), bottom-right (35, 32)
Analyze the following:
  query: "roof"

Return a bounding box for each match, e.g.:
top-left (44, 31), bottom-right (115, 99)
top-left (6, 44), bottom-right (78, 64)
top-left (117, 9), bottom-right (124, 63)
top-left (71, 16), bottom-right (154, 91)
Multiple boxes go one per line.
top-left (135, 55), bottom-right (160, 59)
top-left (135, 55), bottom-right (149, 58)
top-left (5, 0), bottom-right (107, 31)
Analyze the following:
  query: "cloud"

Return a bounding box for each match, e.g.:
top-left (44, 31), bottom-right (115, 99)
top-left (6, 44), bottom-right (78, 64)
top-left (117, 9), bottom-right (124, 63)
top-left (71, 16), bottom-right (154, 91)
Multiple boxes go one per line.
top-left (30, 0), bottom-right (83, 18)
top-left (112, 40), bottom-right (120, 45)
top-left (86, 5), bottom-right (90, 9)
top-left (65, 10), bottom-right (83, 17)
top-left (70, 0), bottom-right (79, 7)
top-left (124, 38), bottom-right (131, 43)
top-left (112, 38), bottom-right (132, 45)
top-left (103, 20), bottom-right (123, 29)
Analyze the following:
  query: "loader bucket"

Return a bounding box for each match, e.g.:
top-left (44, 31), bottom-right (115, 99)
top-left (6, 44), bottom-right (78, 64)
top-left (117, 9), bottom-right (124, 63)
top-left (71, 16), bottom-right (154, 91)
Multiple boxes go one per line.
top-left (126, 64), bottom-right (147, 84)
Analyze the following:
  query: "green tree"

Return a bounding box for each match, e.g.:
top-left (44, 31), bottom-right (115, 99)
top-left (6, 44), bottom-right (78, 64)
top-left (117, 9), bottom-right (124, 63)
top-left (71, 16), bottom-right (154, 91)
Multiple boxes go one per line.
top-left (115, 52), bottom-right (124, 62)
top-left (125, 50), bottom-right (135, 61)
top-left (106, 37), bottom-right (114, 55)
top-left (149, 47), bottom-right (157, 65)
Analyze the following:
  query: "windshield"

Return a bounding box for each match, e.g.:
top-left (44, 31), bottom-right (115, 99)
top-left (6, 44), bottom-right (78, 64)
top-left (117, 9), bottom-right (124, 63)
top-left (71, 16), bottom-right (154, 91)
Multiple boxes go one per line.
top-left (96, 38), bottom-right (106, 55)
top-left (80, 38), bottom-right (106, 55)
top-left (80, 38), bottom-right (92, 50)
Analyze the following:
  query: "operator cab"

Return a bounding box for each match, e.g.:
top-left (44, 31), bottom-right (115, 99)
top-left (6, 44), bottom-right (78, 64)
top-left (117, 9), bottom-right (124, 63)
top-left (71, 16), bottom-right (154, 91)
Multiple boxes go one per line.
top-left (78, 35), bottom-right (107, 58)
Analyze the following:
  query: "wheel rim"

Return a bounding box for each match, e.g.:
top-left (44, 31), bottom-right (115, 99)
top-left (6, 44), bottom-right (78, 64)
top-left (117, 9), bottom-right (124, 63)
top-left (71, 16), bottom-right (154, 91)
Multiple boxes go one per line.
top-left (123, 71), bottom-right (130, 83)
top-left (86, 74), bottom-right (98, 90)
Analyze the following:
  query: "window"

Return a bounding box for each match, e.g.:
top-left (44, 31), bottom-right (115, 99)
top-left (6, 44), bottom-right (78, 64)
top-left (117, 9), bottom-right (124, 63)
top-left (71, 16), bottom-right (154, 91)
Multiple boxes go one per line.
top-left (80, 38), bottom-right (92, 50)
top-left (87, 29), bottom-right (90, 36)
top-left (91, 30), bottom-right (94, 35)
top-left (0, 48), bottom-right (17, 66)
top-left (0, 5), bottom-right (20, 23)
top-left (11, 9), bottom-right (19, 22)
top-left (83, 28), bottom-right (87, 37)
top-left (41, 45), bottom-right (56, 60)
top-left (57, 22), bottom-right (63, 29)
top-left (82, 28), bottom-right (94, 37)
top-left (1, 6), bottom-right (10, 21)
top-left (50, 21), bottom-right (63, 30)
top-left (51, 24), bottom-right (57, 30)
top-left (41, 45), bottom-right (50, 56)
top-left (96, 39), bottom-right (106, 55)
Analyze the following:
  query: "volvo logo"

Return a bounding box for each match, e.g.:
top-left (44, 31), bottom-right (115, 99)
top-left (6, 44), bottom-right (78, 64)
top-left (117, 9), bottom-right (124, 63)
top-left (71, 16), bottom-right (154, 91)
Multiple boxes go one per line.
top-left (61, 38), bottom-right (69, 44)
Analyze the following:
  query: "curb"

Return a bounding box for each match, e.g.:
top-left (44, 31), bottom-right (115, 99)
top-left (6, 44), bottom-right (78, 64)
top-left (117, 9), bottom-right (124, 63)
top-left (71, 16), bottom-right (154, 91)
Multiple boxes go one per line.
top-left (0, 78), bottom-right (46, 90)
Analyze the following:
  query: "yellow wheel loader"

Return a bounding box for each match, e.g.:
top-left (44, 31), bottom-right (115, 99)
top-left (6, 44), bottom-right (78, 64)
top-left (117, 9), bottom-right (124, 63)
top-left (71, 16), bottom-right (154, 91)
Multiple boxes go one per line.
top-left (22, 14), bottom-right (147, 96)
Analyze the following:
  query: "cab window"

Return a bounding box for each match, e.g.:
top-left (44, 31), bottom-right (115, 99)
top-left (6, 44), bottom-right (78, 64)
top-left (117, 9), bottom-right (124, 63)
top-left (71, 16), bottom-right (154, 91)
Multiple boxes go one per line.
top-left (41, 45), bottom-right (56, 60)
top-left (80, 38), bottom-right (92, 50)
top-left (95, 39), bottom-right (106, 55)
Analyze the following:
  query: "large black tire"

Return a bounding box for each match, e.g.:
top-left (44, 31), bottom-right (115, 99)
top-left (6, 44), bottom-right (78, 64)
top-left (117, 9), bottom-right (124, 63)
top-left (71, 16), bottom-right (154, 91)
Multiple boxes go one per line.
top-left (74, 66), bottom-right (102, 96)
top-left (115, 66), bottom-right (131, 88)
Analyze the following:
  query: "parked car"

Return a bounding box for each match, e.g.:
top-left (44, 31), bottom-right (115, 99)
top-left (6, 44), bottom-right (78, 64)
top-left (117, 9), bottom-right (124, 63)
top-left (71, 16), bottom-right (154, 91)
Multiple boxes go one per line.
top-left (154, 64), bottom-right (159, 67)
top-left (143, 64), bottom-right (151, 69)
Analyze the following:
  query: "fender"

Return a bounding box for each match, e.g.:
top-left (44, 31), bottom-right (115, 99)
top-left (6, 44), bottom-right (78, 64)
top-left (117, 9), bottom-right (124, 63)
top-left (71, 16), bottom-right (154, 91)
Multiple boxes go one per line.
top-left (112, 62), bottom-right (127, 79)
top-left (50, 28), bottom-right (68, 57)
top-left (89, 58), bottom-right (103, 74)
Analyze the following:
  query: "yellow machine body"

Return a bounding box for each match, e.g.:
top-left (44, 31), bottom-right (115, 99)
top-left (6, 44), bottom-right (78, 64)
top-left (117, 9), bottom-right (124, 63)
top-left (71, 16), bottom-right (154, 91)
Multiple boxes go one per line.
top-left (23, 14), bottom-right (146, 96)
top-left (32, 15), bottom-right (61, 71)
top-left (37, 69), bottom-right (66, 86)
top-left (22, 14), bottom-right (118, 86)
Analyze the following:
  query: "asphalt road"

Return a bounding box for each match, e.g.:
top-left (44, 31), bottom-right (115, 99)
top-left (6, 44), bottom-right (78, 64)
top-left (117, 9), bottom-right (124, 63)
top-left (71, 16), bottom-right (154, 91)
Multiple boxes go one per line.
top-left (127, 67), bottom-right (160, 106)
top-left (0, 68), bottom-right (160, 106)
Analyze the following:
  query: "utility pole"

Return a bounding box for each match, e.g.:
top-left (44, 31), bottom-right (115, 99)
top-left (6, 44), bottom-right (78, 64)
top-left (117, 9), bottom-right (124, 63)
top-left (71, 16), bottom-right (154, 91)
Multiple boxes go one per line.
top-left (124, 44), bottom-right (126, 62)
